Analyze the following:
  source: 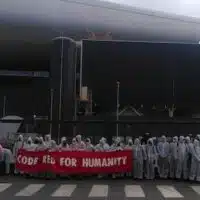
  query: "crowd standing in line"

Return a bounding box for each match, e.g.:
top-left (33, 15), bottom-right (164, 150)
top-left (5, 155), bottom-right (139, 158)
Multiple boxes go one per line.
top-left (1, 133), bottom-right (200, 182)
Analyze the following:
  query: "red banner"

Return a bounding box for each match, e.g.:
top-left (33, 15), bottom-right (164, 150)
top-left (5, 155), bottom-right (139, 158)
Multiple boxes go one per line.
top-left (16, 150), bottom-right (132, 174)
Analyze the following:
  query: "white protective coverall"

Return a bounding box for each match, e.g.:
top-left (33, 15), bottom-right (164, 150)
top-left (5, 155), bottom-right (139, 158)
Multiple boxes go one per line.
top-left (13, 134), bottom-right (24, 174)
top-left (50, 140), bottom-right (58, 151)
top-left (176, 136), bottom-right (186, 179)
top-left (189, 139), bottom-right (200, 181)
top-left (85, 138), bottom-right (94, 151)
top-left (44, 134), bottom-right (52, 148)
top-left (13, 134), bottom-right (24, 160)
top-left (36, 137), bottom-right (47, 151)
top-left (23, 137), bottom-right (35, 151)
top-left (59, 137), bottom-right (69, 151)
top-left (157, 135), bottom-right (170, 178)
top-left (145, 138), bottom-right (158, 180)
top-left (169, 136), bottom-right (178, 178)
top-left (124, 139), bottom-right (133, 177)
top-left (183, 136), bottom-right (193, 180)
top-left (3, 148), bottom-right (14, 174)
top-left (125, 139), bottom-right (133, 150)
top-left (70, 138), bottom-right (78, 151)
top-left (95, 137), bottom-right (110, 178)
top-left (133, 138), bottom-right (146, 179)
top-left (95, 137), bottom-right (110, 152)
top-left (76, 135), bottom-right (86, 150)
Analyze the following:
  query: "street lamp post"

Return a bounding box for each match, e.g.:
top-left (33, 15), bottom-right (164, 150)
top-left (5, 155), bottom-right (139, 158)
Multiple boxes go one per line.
top-left (3, 95), bottom-right (6, 117)
top-left (116, 81), bottom-right (120, 137)
top-left (49, 88), bottom-right (54, 137)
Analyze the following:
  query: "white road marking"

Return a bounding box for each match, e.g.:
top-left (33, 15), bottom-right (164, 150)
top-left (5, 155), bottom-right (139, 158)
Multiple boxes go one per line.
top-left (88, 185), bottom-right (108, 197)
top-left (157, 185), bottom-right (183, 198)
top-left (191, 186), bottom-right (200, 195)
top-left (0, 183), bottom-right (12, 193)
top-left (125, 185), bottom-right (145, 197)
top-left (15, 184), bottom-right (45, 196)
top-left (51, 184), bottom-right (76, 197)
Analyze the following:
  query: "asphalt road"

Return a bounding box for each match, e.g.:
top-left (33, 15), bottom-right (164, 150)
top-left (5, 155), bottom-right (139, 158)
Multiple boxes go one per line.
top-left (0, 176), bottom-right (200, 200)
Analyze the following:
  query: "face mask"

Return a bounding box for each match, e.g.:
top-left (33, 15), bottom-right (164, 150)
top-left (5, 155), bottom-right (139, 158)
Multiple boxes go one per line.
top-left (62, 141), bottom-right (67, 146)
top-left (135, 139), bottom-right (140, 145)
top-left (128, 142), bottom-right (132, 146)
top-left (34, 140), bottom-right (39, 144)
top-left (28, 141), bottom-right (31, 145)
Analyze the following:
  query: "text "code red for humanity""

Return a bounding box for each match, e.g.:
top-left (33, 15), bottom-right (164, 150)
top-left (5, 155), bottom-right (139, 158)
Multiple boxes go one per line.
top-left (16, 150), bottom-right (133, 174)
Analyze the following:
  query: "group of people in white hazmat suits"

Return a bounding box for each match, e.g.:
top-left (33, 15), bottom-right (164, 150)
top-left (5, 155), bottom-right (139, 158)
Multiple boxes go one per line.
top-left (1, 133), bottom-right (200, 181)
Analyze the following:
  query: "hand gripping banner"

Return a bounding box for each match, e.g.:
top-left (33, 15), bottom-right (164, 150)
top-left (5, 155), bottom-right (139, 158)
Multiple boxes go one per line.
top-left (16, 150), bottom-right (133, 174)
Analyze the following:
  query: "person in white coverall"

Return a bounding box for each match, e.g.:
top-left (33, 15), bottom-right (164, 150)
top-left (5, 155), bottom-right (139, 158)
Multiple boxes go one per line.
top-left (124, 139), bottom-right (133, 177)
top-left (133, 138), bottom-right (146, 179)
top-left (70, 138), bottom-right (78, 151)
top-left (36, 137), bottom-right (47, 151)
top-left (44, 134), bottom-right (52, 148)
top-left (22, 137), bottom-right (36, 177)
top-left (110, 137), bottom-right (124, 179)
top-left (44, 140), bottom-right (57, 179)
top-left (3, 147), bottom-right (14, 174)
top-left (196, 134), bottom-right (200, 143)
top-left (58, 138), bottom-right (71, 178)
top-left (85, 138), bottom-right (94, 151)
top-left (176, 136), bottom-right (186, 179)
top-left (169, 136), bottom-right (178, 178)
top-left (183, 136), bottom-right (193, 180)
top-left (50, 140), bottom-right (58, 151)
top-left (95, 137), bottom-right (110, 152)
top-left (33, 137), bottom-right (40, 147)
top-left (189, 139), bottom-right (200, 181)
top-left (145, 138), bottom-right (158, 180)
top-left (95, 138), bottom-right (110, 179)
top-left (76, 135), bottom-right (86, 150)
top-left (125, 138), bottom-right (133, 150)
top-left (110, 137), bottom-right (121, 151)
top-left (13, 134), bottom-right (24, 174)
top-left (59, 137), bottom-right (69, 151)
top-left (157, 135), bottom-right (170, 178)
top-left (24, 137), bottom-right (36, 151)
top-left (0, 145), bottom-right (11, 175)
top-left (13, 135), bottom-right (24, 160)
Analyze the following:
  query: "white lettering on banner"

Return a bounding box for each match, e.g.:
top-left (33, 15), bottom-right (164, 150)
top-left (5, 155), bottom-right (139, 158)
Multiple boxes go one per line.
top-left (42, 155), bottom-right (55, 165)
top-left (60, 158), bottom-right (77, 167)
top-left (17, 155), bottom-right (38, 165)
top-left (94, 158), bottom-right (101, 167)
top-left (107, 158), bottom-right (114, 166)
top-left (102, 158), bottom-right (108, 167)
top-left (82, 156), bottom-right (127, 168)
top-left (122, 157), bottom-right (127, 165)
top-left (116, 157), bottom-right (122, 165)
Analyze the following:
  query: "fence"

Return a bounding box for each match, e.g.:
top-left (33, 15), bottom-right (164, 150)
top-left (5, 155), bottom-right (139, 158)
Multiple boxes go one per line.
top-left (1, 118), bottom-right (200, 144)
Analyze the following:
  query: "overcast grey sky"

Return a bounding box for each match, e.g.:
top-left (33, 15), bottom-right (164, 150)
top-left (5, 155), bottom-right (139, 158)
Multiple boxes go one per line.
top-left (105, 0), bottom-right (200, 18)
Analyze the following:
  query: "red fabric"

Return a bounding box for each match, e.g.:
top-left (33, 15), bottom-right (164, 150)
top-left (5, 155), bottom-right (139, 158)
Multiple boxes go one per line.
top-left (16, 149), bottom-right (132, 174)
